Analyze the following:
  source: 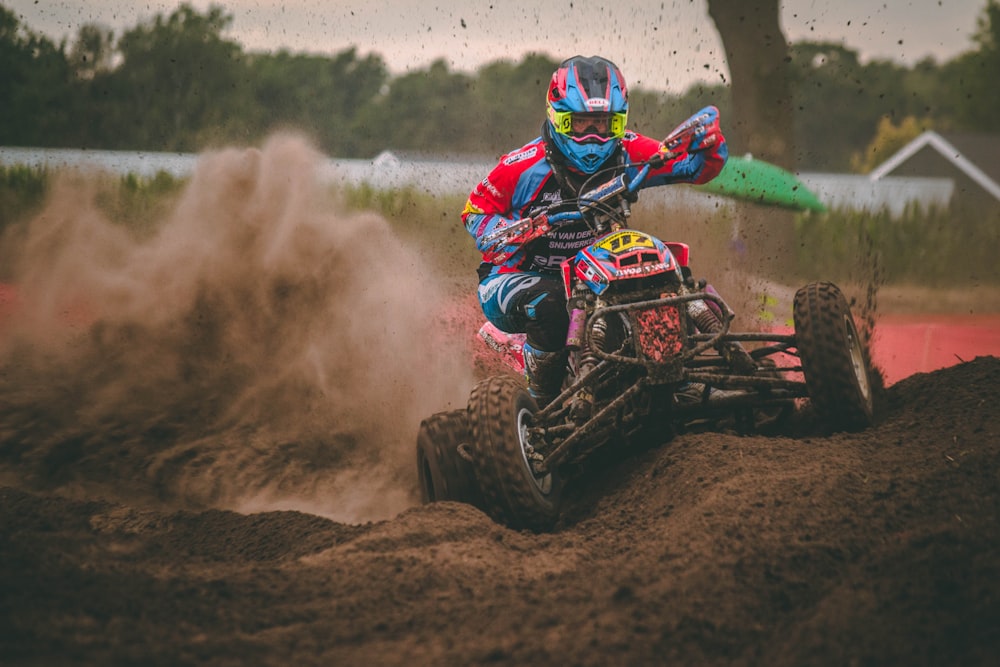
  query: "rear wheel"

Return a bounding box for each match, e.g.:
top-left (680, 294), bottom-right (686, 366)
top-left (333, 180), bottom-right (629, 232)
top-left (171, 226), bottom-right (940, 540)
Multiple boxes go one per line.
top-left (793, 282), bottom-right (874, 431)
top-left (467, 375), bottom-right (562, 531)
top-left (416, 410), bottom-right (484, 507)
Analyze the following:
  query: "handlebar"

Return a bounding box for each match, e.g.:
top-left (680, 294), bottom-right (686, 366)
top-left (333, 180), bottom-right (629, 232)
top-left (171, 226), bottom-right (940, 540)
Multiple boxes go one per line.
top-left (546, 163), bottom-right (653, 227)
top-left (546, 104), bottom-right (714, 229)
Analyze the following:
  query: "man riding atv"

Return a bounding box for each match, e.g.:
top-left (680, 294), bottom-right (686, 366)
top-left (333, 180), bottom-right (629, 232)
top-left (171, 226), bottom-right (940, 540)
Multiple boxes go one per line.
top-left (422, 56), bottom-right (875, 531)
top-left (461, 55), bottom-right (746, 407)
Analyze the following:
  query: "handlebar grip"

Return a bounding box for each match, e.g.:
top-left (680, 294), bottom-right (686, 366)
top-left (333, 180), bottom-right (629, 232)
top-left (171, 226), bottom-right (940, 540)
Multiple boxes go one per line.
top-left (546, 211), bottom-right (581, 226)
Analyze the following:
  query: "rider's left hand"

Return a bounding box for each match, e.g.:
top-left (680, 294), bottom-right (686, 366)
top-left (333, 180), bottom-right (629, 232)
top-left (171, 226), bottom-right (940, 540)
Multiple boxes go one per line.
top-left (688, 111), bottom-right (723, 154)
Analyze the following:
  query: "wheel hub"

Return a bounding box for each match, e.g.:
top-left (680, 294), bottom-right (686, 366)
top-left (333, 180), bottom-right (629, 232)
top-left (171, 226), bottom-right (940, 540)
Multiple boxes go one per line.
top-left (517, 407), bottom-right (553, 494)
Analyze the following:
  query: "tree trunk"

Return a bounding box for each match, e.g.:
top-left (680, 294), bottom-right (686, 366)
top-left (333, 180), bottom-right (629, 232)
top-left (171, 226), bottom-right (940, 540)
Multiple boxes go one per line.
top-left (707, 0), bottom-right (795, 169)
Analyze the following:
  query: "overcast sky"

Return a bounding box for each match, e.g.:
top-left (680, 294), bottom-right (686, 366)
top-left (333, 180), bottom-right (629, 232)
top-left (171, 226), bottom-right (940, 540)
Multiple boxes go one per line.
top-left (6, 0), bottom-right (990, 92)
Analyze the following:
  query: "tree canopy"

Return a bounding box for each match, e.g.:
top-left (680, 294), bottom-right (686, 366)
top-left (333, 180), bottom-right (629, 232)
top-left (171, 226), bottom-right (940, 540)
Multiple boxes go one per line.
top-left (1, 1), bottom-right (997, 171)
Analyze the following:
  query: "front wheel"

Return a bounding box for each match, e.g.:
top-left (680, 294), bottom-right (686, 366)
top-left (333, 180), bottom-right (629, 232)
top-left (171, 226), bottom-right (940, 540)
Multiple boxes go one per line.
top-left (467, 375), bottom-right (562, 531)
top-left (793, 282), bottom-right (875, 431)
top-left (416, 410), bottom-right (483, 507)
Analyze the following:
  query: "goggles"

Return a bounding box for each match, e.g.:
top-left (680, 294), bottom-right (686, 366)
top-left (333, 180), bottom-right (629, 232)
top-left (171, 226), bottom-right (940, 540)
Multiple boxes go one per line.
top-left (548, 109), bottom-right (628, 142)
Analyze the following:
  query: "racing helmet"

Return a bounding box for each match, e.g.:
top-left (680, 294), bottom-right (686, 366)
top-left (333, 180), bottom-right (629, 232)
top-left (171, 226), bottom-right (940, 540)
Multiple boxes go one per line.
top-left (545, 55), bottom-right (629, 174)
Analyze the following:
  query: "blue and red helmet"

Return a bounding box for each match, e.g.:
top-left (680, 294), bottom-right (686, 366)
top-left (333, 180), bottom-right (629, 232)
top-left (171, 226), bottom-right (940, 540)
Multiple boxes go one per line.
top-left (546, 56), bottom-right (629, 174)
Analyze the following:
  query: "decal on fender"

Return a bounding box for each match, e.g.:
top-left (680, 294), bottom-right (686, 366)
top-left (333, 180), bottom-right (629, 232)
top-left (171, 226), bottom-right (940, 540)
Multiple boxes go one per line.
top-left (595, 231), bottom-right (656, 254)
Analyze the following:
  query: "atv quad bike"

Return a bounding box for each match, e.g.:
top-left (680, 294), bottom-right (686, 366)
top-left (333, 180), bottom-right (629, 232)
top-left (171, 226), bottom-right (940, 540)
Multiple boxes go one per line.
top-left (417, 109), bottom-right (875, 530)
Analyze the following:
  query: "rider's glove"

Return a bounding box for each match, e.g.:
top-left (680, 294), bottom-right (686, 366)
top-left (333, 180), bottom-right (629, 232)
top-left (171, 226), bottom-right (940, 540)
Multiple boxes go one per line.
top-left (659, 105), bottom-right (723, 159)
top-left (482, 213), bottom-right (552, 264)
top-left (529, 213), bottom-right (551, 237)
top-left (687, 107), bottom-right (722, 154)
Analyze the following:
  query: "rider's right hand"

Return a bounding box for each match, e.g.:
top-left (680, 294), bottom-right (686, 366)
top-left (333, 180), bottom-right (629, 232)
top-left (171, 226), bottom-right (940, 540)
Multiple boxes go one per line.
top-left (531, 213), bottom-right (551, 236)
top-left (482, 213), bottom-right (553, 264)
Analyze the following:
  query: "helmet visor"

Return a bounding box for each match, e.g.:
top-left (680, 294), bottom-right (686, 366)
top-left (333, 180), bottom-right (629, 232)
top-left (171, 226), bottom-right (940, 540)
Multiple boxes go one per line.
top-left (548, 110), bottom-right (627, 143)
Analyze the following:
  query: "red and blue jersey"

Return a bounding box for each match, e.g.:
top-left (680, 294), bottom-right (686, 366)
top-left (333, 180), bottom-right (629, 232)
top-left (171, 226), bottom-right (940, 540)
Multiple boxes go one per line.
top-left (462, 130), bottom-right (727, 278)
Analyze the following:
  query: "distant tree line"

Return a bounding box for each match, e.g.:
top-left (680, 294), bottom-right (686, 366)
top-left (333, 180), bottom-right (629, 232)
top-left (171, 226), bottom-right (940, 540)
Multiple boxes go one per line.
top-left (1, 1), bottom-right (997, 171)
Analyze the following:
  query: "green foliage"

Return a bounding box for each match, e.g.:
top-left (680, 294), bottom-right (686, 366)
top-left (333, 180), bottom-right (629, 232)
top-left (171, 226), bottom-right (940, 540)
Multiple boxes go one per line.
top-left (354, 54), bottom-right (561, 157)
top-left (0, 165), bottom-right (49, 232)
top-left (0, 6), bottom-right (79, 147)
top-left (788, 2), bottom-right (1000, 169)
top-left (629, 84), bottom-right (733, 140)
top-left (940, 0), bottom-right (1000, 132)
top-left (97, 171), bottom-right (185, 237)
top-left (103, 4), bottom-right (251, 151)
top-left (340, 183), bottom-right (478, 280)
top-left (0, 166), bottom-right (184, 279)
top-left (789, 42), bottom-right (915, 170)
top-left (793, 205), bottom-right (1000, 286)
top-left (246, 47), bottom-right (389, 156)
top-left (851, 116), bottom-right (934, 173)
top-left (364, 60), bottom-right (477, 154)
top-left (463, 53), bottom-right (560, 153)
top-left (0, 165), bottom-right (185, 240)
top-left (68, 23), bottom-right (115, 80)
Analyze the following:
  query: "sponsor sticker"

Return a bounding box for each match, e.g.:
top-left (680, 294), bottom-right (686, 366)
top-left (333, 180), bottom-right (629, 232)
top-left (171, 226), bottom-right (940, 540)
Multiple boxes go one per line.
top-left (478, 177), bottom-right (502, 199)
top-left (502, 146), bottom-right (538, 166)
top-left (595, 231), bottom-right (656, 253)
top-left (616, 262), bottom-right (669, 277)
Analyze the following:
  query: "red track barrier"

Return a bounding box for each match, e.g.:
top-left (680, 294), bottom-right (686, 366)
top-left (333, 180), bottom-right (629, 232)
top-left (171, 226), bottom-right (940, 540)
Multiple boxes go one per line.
top-left (870, 314), bottom-right (1000, 385)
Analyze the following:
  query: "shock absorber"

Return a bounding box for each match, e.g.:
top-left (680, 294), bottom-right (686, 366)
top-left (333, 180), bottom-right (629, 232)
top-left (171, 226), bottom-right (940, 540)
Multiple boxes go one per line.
top-left (687, 298), bottom-right (722, 334)
top-left (687, 293), bottom-right (757, 374)
top-left (580, 315), bottom-right (608, 370)
top-left (570, 312), bottom-right (606, 422)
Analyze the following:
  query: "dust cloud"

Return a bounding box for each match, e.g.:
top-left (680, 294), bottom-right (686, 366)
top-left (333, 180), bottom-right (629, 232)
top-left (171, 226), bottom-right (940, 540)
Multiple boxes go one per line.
top-left (0, 134), bottom-right (474, 523)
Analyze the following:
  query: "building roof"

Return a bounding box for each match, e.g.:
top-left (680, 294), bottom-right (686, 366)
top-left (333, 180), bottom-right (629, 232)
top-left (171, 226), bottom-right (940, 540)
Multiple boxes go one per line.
top-left (868, 131), bottom-right (1000, 204)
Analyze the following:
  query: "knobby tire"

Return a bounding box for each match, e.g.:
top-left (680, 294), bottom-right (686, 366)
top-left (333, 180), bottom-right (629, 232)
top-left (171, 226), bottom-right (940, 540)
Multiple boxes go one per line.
top-left (467, 375), bottom-right (562, 531)
top-left (793, 282), bottom-right (875, 431)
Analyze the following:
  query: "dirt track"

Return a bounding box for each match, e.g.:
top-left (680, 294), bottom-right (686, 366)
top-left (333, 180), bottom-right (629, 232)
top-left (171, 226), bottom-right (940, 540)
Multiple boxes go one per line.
top-left (2, 136), bottom-right (999, 665)
top-left (1, 357), bottom-right (997, 666)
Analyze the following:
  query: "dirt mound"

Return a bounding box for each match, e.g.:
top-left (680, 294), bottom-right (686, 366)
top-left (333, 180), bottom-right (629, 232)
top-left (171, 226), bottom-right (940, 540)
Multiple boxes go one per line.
top-left (1, 357), bottom-right (998, 666)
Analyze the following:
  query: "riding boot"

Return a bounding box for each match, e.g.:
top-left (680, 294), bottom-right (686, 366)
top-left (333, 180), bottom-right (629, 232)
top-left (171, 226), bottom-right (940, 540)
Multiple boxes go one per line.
top-left (522, 342), bottom-right (568, 408)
